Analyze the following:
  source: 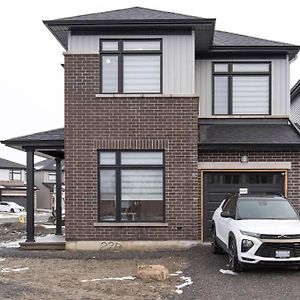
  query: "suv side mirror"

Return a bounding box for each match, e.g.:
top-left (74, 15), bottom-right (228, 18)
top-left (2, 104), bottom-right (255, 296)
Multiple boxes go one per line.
top-left (221, 211), bottom-right (233, 218)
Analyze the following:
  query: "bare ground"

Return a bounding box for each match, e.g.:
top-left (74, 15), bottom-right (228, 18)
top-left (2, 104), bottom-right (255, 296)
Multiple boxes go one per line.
top-left (0, 223), bottom-right (188, 299)
top-left (0, 256), bottom-right (187, 300)
top-left (0, 223), bottom-right (55, 242)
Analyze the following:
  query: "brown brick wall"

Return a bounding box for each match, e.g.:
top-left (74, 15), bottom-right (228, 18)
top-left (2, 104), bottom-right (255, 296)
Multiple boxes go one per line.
top-left (64, 54), bottom-right (199, 241)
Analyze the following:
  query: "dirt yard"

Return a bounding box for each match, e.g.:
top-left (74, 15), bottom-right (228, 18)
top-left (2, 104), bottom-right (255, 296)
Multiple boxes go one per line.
top-left (0, 255), bottom-right (187, 300)
top-left (0, 223), bottom-right (55, 243)
top-left (0, 223), bottom-right (188, 299)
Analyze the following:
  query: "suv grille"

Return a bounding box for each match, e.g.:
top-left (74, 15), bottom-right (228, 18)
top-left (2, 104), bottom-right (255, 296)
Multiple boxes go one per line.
top-left (255, 243), bottom-right (300, 258)
top-left (260, 234), bottom-right (300, 240)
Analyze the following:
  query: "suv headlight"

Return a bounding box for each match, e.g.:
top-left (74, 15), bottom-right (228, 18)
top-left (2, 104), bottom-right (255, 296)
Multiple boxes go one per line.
top-left (240, 230), bottom-right (261, 238)
top-left (241, 239), bottom-right (254, 252)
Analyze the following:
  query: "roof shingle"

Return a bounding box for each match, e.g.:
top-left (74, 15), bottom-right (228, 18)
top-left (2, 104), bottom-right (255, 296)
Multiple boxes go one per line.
top-left (213, 30), bottom-right (295, 47)
top-left (199, 119), bottom-right (300, 150)
top-left (0, 158), bottom-right (25, 169)
top-left (54, 6), bottom-right (202, 21)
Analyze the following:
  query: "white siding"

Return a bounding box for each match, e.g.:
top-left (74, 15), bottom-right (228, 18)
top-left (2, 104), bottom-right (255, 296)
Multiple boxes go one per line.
top-left (195, 60), bottom-right (212, 116)
top-left (68, 33), bottom-right (195, 94)
top-left (0, 169), bottom-right (9, 181)
top-left (196, 57), bottom-right (290, 117)
top-left (291, 95), bottom-right (300, 124)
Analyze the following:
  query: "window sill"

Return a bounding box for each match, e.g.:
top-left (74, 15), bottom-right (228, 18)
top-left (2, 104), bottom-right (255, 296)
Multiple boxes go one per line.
top-left (95, 94), bottom-right (198, 98)
top-left (93, 222), bottom-right (168, 227)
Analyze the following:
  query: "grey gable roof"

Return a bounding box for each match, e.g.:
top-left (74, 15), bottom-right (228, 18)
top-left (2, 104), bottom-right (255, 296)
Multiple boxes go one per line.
top-left (0, 158), bottom-right (25, 169)
top-left (214, 30), bottom-right (295, 47)
top-left (35, 158), bottom-right (65, 171)
top-left (54, 6), bottom-right (202, 21)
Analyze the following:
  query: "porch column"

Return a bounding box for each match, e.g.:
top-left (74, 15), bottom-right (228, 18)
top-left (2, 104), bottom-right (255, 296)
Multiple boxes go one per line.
top-left (26, 149), bottom-right (35, 242)
top-left (55, 158), bottom-right (62, 235)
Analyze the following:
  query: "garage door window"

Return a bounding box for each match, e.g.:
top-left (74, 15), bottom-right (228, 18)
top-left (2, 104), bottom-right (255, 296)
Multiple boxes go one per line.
top-left (207, 173), bottom-right (240, 184)
top-left (98, 151), bottom-right (164, 222)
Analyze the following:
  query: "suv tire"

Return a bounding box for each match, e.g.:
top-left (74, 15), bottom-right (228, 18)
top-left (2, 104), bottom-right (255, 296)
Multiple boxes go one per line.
top-left (228, 237), bottom-right (243, 272)
top-left (211, 226), bottom-right (223, 254)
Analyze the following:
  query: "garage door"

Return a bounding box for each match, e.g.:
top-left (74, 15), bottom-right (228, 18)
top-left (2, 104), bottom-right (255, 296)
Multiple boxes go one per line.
top-left (203, 172), bottom-right (285, 241)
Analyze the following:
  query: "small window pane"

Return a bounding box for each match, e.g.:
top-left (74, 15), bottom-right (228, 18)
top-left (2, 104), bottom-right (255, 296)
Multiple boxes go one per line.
top-left (232, 76), bottom-right (269, 114)
top-left (102, 55), bottom-right (118, 93)
top-left (123, 55), bottom-right (160, 93)
top-left (123, 41), bottom-right (161, 51)
top-left (214, 76), bottom-right (228, 114)
top-left (101, 41), bottom-right (118, 51)
top-left (121, 152), bottom-right (163, 165)
top-left (121, 200), bottom-right (163, 222)
top-left (48, 172), bottom-right (56, 181)
top-left (232, 63), bottom-right (270, 73)
top-left (100, 152), bottom-right (116, 165)
top-left (100, 170), bottom-right (116, 221)
top-left (214, 64), bottom-right (229, 73)
top-left (121, 169), bottom-right (163, 201)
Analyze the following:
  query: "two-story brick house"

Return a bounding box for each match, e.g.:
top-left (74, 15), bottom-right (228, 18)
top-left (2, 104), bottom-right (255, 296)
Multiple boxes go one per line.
top-left (3, 7), bottom-right (300, 250)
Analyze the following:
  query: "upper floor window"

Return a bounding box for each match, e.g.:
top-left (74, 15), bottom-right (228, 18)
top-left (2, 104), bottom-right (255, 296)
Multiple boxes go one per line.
top-left (213, 62), bottom-right (271, 115)
top-left (100, 39), bottom-right (162, 94)
top-left (9, 170), bottom-right (22, 181)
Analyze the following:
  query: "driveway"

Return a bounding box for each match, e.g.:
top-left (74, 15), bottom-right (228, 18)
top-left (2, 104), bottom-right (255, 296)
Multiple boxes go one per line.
top-left (171, 245), bottom-right (300, 300)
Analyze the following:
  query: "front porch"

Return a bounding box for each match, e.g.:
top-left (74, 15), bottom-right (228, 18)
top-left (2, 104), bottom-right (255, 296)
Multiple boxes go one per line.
top-left (2, 128), bottom-right (64, 249)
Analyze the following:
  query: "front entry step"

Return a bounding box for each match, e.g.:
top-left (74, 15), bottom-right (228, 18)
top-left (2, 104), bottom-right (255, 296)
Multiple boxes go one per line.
top-left (19, 241), bottom-right (65, 250)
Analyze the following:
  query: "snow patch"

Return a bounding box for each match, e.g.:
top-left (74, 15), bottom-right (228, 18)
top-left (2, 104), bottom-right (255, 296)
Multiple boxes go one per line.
top-left (0, 240), bottom-right (22, 248)
top-left (1, 267), bottom-right (29, 273)
top-left (170, 271), bottom-right (183, 276)
top-left (175, 276), bottom-right (193, 295)
top-left (81, 276), bottom-right (136, 283)
top-left (219, 269), bottom-right (238, 276)
top-left (0, 258), bottom-right (6, 262)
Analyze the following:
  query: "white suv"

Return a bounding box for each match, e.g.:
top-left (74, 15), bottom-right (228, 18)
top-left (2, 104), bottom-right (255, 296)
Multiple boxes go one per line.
top-left (212, 194), bottom-right (300, 272)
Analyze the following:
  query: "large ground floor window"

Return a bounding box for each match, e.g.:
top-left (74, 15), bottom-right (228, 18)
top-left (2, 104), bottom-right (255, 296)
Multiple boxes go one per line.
top-left (98, 150), bottom-right (164, 222)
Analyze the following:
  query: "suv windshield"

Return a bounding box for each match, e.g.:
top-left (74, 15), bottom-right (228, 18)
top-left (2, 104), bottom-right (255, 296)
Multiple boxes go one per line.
top-left (236, 199), bottom-right (299, 220)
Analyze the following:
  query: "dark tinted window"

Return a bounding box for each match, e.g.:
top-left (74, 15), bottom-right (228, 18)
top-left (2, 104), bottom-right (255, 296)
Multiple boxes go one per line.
top-left (208, 174), bottom-right (240, 185)
top-left (246, 174), bottom-right (281, 185)
top-left (223, 195), bottom-right (237, 216)
top-left (236, 199), bottom-right (299, 220)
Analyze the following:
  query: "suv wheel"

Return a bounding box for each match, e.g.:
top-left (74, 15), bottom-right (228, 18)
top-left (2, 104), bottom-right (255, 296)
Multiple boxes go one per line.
top-left (211, 226), bottom-right (223, 254)
top-left (228, 238), bottom-right (243, 272)
top-left (10, 208), bottom-right (15, 213)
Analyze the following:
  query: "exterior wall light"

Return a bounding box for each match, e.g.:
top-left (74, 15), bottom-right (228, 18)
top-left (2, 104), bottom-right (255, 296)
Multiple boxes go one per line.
top-left (240, 155), bottom-right (248, 163)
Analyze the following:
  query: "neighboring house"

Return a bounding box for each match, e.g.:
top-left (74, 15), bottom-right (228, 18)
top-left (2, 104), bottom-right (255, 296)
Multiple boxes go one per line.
top-left (0, 158), bottom-right (27, 207)
top-left (3, 7), bottom-right (300, 249)
top-left (290, 79), bottom-right (300, 124)
top-left (34, 159), bottom-right (65, 209)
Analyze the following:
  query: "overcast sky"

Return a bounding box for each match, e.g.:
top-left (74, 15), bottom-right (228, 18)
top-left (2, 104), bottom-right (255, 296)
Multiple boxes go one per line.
top-left (1, 0), bottom-right (300, 165)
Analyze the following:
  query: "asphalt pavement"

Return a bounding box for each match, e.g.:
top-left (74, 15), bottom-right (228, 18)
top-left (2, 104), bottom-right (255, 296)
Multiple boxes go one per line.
top-left (171, 245), bottom-right (300, 300)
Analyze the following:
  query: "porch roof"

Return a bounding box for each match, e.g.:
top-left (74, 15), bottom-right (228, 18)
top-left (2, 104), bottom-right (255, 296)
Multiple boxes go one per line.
top-left (2, 128), bottom-right (64, 159)
top-left (198, 118), bottom-right (300, 151)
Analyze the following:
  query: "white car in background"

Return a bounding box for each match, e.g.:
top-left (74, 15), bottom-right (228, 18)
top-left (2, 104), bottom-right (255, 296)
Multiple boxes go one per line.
top-left (0, 201), bottom-right (25, 213)
top-left (212, 194), bottom-right (300, 272)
